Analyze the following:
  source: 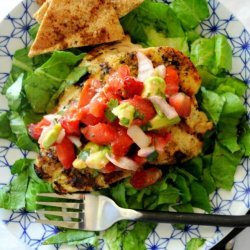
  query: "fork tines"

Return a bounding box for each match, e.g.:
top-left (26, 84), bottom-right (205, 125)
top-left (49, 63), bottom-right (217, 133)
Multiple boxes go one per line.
top-left (35, 192), bottom-right (86, 230)
top-left (37, 192), bottom-right (85, 200)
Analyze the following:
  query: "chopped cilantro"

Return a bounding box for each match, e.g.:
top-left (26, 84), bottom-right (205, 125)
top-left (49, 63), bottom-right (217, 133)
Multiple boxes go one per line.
top-left (141, 123), bottom-right (151, 131)
top-left (147, 151), bottom-right (159, 162)
top-left (134, 109), bottom-right (145, 120)
top-left (120, 117), bottom-right (130, 126)
top-left (105, 99), bottom-right (119, 122)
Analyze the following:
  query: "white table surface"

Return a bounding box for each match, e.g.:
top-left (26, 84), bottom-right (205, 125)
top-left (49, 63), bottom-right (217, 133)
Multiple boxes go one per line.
top-left (0, 0), bottom-right (249, 250)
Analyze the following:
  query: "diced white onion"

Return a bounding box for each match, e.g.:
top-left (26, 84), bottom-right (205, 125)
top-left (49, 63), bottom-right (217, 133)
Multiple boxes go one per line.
top-left (106, 154), bottom-right (139, 171)
top-left (154, 65), bottom-right (166, 79)
top-left (56, 128), bottom-right (66, 144)
top-left (127, 125), bottom-right (151, 148)
top-left (149, 96), bottom-right (179, 119)
top-left (138, 146), bottom-right (156, 157)
top-left (137, 52), bottom-right (154, 82)
top-left (68, 136), bottom-right (82, 148)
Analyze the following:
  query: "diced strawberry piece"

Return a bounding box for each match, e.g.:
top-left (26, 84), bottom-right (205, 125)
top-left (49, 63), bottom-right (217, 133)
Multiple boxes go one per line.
top-left (78, 106), bottom-right (103, 125)
top-left (28, 118), bottom-right (50, 140)
top-left (169, 92), bottom-right (191, 118)
top-left (111, 127), bottom-right (133, 157)
top-left (123, 77), bottom-right (144, 98)
top-left (117, 65), bottom-right (130, 79)
top-left (78, 79), bottom-right (102, 108)
top-left (130, 168), bottom-right (162, 189)
top-left (56, 137), bottom-right (76, 169)
top-left (81, 123), bottom-right (118, 145)
top-left (165, 66), bottom-right (180, 96)
top-left (128, 95), bottom-right (156, 126)
top-left (101, 163), bottom-right (118, 173)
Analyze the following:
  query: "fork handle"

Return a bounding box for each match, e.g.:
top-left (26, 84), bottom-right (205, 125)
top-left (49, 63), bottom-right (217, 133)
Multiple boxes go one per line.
top-left (136, 211), bottom-right (250, 227)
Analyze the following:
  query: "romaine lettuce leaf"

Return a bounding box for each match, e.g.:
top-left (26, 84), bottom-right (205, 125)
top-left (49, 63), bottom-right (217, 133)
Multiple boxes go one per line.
top-left (182, 157), bottom-right (203, 179)
top-left (121, 0), bottom-right (185, 46)
top-left (170, 0), bottom-right (209, 30)
top-left (186, 238), bottom-right (206, 250)
top-left (157, 186), bottom-right (180, 205)
top-left (24, 51), bottom-right (84, 113)
top-left (6, 74), bottom-right (24, 111)
top-left (2, 47), bottom-right (49, 94)
top-left (28, 23), bottom-right (40, 40)
top-left (11, 158), bottom-right (34, 174)
top-left (201, 168), bottom-right (216, 194)
top-left (210, 142), bottom-right (243, 190)
top-left (111, 182), bottom-right (128, 208)
top-left (214, 35), bottom-right (232, 74)
top-left (198, 67), bottom-right (247, 97)
top-left (217, 92), bottom-right (246, 153)
top-left (43, 230), bottom-right (98, 246)
top-left (122, 222), bottom-right (155, 250)
top-left (46, 65), bottom-right (87, 112)
top-left (9, 111), bottom-right (38, 152)
top-left (0, 171), bottom-right (29, 210)
top-left (103, 221), bottom-right (154, 250)
top-left (25, 179), bottom-right (54, 212)
top-left (103, 221), bottom-right (128, 250)
top-left (239, 117), bottom-right (250, 157)
top-left (145, 28), bottom-right (189, 55)
top-left (201, 87), bottom-right (225, 124)
top-left (175, 175), bottom-right (191, 203)
top-left (190, 182), bottom-right (211, 212)
top-left (0, 158), bottom-right (34, 210)
top-left (0, 112), bottom-right (15, 141)
top-left (191, 35), bottom-right (232, 75)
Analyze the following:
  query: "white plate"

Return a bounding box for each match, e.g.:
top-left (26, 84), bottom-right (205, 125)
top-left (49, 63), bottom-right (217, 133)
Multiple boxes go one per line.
top-left (0, 0), bottom-right (249, 249)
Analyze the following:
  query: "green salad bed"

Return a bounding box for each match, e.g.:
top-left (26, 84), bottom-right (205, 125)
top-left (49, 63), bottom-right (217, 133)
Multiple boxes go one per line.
top-left (0, 0), bottom-right (249, 249)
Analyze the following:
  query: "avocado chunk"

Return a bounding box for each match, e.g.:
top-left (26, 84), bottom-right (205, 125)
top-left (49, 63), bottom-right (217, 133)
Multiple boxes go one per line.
top-left (148, 114), bottom-right (180, 130)
top-left (84, 142), bottom-right (102, 153)
top-left (112, 102), bottom-right (135, 127)
top-left (142, 76), bottom-right (166, 98)
top-left (73, 142), bottom-right (106, 169)
top-left (42, 124), bottom-right (62, 149)
top-left (86, 147), bottom-right (110, 170)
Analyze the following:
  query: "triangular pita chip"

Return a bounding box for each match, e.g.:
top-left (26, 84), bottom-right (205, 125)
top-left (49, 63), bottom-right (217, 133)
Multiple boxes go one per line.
top-left (33, 0), bottom-right (144, 23)
top-left (33, 0), bottom-right (51, 23)
top-left (36, 0), bottom-right (46, 5)
top-left (111, 0), bottom-right (144, 17)
top-left (29, 0), bottom-right (125, 57)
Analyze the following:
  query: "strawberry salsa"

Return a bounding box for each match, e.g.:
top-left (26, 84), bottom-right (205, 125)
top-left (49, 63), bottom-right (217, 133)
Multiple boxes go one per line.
top-left (29, 52), bottom-right (192, 189)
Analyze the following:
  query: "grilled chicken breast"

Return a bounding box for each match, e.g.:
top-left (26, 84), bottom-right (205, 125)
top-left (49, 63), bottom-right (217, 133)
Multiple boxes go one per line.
top-left (35, 40), bottom-right (213, 193)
